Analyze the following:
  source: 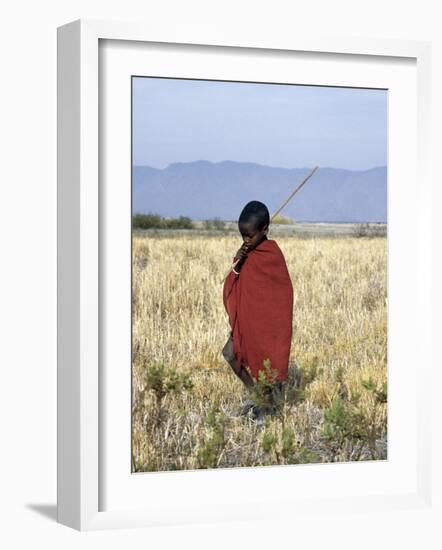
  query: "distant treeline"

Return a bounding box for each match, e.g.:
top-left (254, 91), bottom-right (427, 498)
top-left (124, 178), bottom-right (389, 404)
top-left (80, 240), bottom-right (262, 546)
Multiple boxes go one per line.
top-left (132, 213), bottom-right (386, 236)
top-left (133, 213), bottom-right (193, 229)
top-left (132, 213), bottom-right (229, 230)
top-left (132, 212), bottom-right (294, 230)
top-left (353, 223), bottom-right (387, 238)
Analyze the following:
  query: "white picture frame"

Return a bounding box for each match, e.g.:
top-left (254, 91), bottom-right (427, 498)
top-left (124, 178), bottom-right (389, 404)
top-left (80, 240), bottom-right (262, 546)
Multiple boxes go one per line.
top-left (57, 18), bottom-right (433, 531)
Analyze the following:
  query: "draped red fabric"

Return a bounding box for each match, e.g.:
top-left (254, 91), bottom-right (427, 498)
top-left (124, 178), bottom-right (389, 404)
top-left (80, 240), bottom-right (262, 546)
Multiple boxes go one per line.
top-left (222, 238), bottom-right (294, 382)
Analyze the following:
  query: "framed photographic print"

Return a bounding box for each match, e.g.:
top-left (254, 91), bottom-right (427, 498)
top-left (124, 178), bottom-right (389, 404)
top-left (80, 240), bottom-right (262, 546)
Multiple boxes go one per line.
top-left (57, 19), bottom-right (433, 530)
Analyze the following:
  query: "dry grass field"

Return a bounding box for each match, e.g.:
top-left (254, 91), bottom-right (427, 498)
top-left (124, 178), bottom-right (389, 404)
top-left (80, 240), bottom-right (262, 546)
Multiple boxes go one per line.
top-left (132, 228), bottom-right (387, 472)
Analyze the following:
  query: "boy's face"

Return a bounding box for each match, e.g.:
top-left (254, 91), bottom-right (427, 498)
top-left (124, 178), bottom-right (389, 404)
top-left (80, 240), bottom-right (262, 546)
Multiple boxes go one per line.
top-left (239, 219), bottom-right (269, 250)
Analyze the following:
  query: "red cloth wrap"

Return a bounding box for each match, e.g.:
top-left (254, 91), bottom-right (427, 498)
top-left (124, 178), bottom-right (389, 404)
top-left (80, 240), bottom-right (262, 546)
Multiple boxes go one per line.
top-left (223, 238), bottom-right (294, 382)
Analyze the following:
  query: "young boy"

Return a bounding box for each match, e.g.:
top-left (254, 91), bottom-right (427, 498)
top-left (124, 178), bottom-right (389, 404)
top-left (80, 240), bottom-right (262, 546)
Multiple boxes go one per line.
top-left (222, 200), bottom-right (294, 424)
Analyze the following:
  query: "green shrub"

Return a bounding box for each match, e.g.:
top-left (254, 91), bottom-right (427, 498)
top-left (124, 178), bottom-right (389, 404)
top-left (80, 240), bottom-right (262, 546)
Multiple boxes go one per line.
top-left (143, 362), bottom-right (193, 403)
top-left (322, 397), bottom-right (367, 449)
top-left (285, 361), bottom-right (320, 406)
top-left (321, 375), bottom-right (387, 461)
top-left (139, 362), bottom-right (194, 428)
top-left (261, 426), bottom-right (319, 465)
top-left (197, 407), bottom-right (227, 469)
top-left (247, 359), bottom-right (285, 414)
top-left (362, 376), bottom-right (387, 404)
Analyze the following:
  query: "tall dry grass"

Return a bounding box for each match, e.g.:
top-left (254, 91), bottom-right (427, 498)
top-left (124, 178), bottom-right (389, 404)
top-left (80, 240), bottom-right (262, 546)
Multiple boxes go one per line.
top-left (132, 231), bottom-right (387, 471)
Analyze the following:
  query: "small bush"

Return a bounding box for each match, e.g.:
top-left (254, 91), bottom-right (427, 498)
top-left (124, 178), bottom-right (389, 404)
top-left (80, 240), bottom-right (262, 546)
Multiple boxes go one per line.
top-left (196, 407), bottom-right (227, 469)
top-left (260, 426), bottom-right (319, 465)
top-left (139, 362), bottom-right (193, 429)
top-left (272, 213), bottom-right (295, 225)
top-left (143, 362), bottom-right (194, 404)
top-left (321, 374), bottom-right (387, 461)
top-left (285, 361), bottom-right (320, 406)
top-left (242, 359), bottom-right (290, 419)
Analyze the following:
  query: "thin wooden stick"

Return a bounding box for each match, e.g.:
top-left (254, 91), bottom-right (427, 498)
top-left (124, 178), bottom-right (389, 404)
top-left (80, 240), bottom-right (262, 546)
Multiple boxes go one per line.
top-left (220, 166), bottom-right (319, 284)
top-left (270, 165), bottom-right (318, 221)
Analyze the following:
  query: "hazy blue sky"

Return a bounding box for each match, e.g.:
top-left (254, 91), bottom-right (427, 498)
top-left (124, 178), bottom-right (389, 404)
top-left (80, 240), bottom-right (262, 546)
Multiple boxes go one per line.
top-left (132, 77), bottom-right (387, 171)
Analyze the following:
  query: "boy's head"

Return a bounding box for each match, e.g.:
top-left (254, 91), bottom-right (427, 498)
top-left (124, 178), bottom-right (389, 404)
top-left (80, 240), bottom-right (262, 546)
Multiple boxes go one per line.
top-left (238, 201), bottom-right (270, 250)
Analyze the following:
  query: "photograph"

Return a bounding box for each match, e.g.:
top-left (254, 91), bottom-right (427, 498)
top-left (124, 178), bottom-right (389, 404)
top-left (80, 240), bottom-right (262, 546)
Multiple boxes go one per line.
top-left (130, 76), bottom-right (388, 472)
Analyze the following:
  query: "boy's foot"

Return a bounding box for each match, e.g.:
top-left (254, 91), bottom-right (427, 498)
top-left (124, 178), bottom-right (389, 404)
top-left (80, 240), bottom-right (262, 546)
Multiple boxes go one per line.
top-left (236, 398), bottom-right (255, 417)
top-left (266, 381), bottom-right (285, 415)
top-left (251, 405), bottom-right (265, 428)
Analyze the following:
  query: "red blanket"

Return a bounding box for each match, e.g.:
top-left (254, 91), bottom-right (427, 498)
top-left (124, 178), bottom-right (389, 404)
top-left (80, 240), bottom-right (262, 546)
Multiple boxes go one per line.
top-left (223, 238), bottom-right (294, 382)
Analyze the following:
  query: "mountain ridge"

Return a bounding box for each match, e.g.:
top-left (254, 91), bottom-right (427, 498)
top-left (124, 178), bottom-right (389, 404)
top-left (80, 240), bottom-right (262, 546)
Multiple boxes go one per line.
top-left (133, 160), bottom-right (387, 223)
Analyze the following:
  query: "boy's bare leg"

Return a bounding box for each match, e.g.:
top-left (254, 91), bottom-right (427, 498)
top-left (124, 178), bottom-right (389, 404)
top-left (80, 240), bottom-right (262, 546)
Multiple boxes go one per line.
top-left (222, 335), bottom-right (254, 389)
